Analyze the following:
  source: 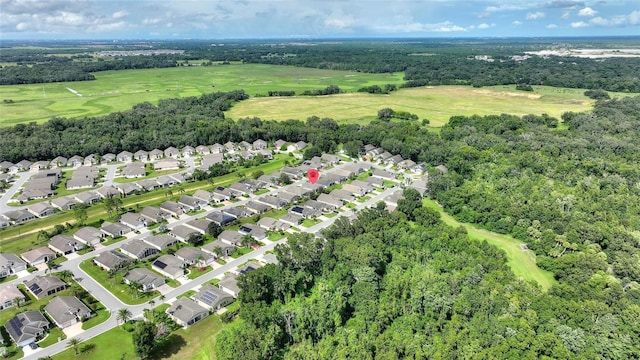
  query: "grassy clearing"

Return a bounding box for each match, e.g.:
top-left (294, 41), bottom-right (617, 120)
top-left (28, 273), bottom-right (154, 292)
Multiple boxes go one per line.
top-left (422, 198), bottom-right (557, 290)
top-left (39, 327), bottom-right (66, 347)
top-left (227, 85), bottom-right (598, 126)
top-left (51, 326), bottom-right (136, 360)
top-left (0, 64), bottom-right (402, 126)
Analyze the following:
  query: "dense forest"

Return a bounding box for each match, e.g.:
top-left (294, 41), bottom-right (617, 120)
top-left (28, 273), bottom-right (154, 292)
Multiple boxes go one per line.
top-left (214, 203), bottom-right (639, 359)
top-left (2, 39), bottom-right (640, 91)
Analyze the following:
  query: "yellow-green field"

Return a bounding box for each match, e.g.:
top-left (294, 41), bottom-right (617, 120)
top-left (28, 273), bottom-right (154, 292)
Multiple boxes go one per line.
top-left (0, 64), bottom-right (402, 126)
top-left (227, 85), bottom-right (598, 126)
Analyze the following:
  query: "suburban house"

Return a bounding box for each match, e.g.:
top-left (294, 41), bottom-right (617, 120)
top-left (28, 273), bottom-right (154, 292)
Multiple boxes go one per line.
top-left (193, 284), bottom-right (234, 311)
top-left (169, 225), bottom-right (199, 243)
top-left (274, 139), bottom-right (287, 150)
top-left (120, 212), bottom-right (149, 231)
top-left (134, 150), bottom-right (149, 162)
top-left (201, 240), bottom-right (235, 259)
top-left (140, 206), bottom-right (168, 224)
top-left (293, 141), bottom-right (308, 151)
top-left (372, 168), bottom-right (395, 180)
top-left (305, 199), bottom-right (335, 213)
top-left (238, 223), bottom-right (268, 241)
top-left (177, 195), bottom-right (203, 212)
top-left (0, 253), bottom-right (27, 278)
top-left (49, 156), bottom-right (67, 168)
top-left (193, 190), bottom-right (214, 204)
top-left (279, 213), bottom-right (303, 226)
top-left (199, 153), bottom-right (225, 171)
top-left (164, 147), bottom-right (180, 158)
top-left (218, 230), bottom-right (243, 246)
top-left (184, 219), bottom-right (211, 235)
top-left (329, 189), bottom-right (356, 203)
top-left (175, 247), bottom-right (213, 266)
top-left (152, 255), bottom-right (185, 279)
top-left (147, 149), bottom-right (163, 161)
top-left (236, 261), bottom-right (262, 275)
top-left (44, 296), bottom-right (91, 328)
top-left (252, 139), bottom-right (267, 150)
top-left (100, 221), bottom-right (131, 238)
top-left (205, 211), bottom-right (236, 227)
top-left (211, 186), bottom-right (232, 202)
top-left (166, 297), bottom-right (209, 328)
top-left (228, 182), bottom-right (252, 197)
top-left (116, 182), bottom-right (140, 196)
top-left (0, 284), bottom-right (25, 311)
top-left (5, 311), bottom-right (50, 347)
top-left (73, 226), bottom-right (102, 246)
top-left (83, 154), bottom-right (99, 166)
top-left (160, 201), bottom-right (184, 217)
top-left (195, 145), bottom-right (210, 155)
top-left (154, 159), bottom-right (180, 171)
top-left (257, 217), bottom-right (290, 232)
top-left (30, 161), bottom-right (49, 171)
top-left (245, 200), bottom-right (271, 214)
top-left (219, 274), bottom-right (241, 297)
top-left (257, 195), bottom-right (288, 209)
top-left (25, 275), bottom-right (66, 299)
top-left (67, 155), bottom-right (84, 167)
top-left (48, 235), bottom-right (85, 255)
top-left (121, 162), bottom-right (146, 178)
top-left (21, 247), bottom-right (57, 266)
top-left (137, 179), bottom-right (159, 191)
top-left (281, 166), bottom-right (303, 179)
top-left (317, 193), bottom-right (343, 208)
top-left (2, 210), bottom-right (36, 225)
top-left (95, 186), bottom-right (120, 199)
top-left (120, 240), bottom-right (159, 261)
top-left (223, 141), bottom-right (236, 152)
top-left (123, 268), bottom-right (166, 292)
top-left (12, 160), bottom-right (33, 172)
top-left (74, 192), bottom-right (100, 205)
top-left (93, 250), bottom-right (133, 272)
top-left (342, 183), bottom-right (368, 197)
top-left (408, 178), bottom-right (428, 196)
top-left (364, 176), bottom-right (384, 188)
top-left (143, 234), bottom-right (178, 251)
top-left (182, 146), bottom-right (195, 156)
top-left (156, 175), bottom-right (178, 187)
top-left (116, 151), bottom-right (133, 163)
top-left (101, 153), bottom-right (116, 163)
top-left (222, 207), bottom-right (248, 219)
top-left (211, 143), bottom-right (224, 154)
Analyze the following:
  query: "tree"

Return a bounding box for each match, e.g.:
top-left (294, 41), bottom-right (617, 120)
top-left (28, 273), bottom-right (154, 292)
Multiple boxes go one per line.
top-left (117, 308), bottom-right (132, 326)
top-left (279, 173), bottom-right (292, 185)
top-left (133, 321), bottom-right (158, 360)
top-left (67, 337), bottom-right (81, 355)
top-left (37, 230), bottom-right (50, 244)
top-left (213, 246), bottom-right (223, 259)
top-left (148, 300), bottom-right (156, 320)
top-left (252, 170), bottom-right (264, 179)
top-left (73, 203), bottom-right (88, 226)
top-left (241, 234), bottom-right (257, 248)
top-left (377, 108), bottom-right (395, 120)
top-left (158, 294), bottom-right (166, 303)
top-left (104, 196), bottom-right (123, 220)
top-left (57, 269), bottom-right (74, 283)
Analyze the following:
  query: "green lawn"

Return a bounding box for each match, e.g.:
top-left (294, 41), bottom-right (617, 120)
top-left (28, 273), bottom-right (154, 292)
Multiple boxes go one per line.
top-left (187, 266), bottom-right (213, 280)
top-left (0, 64), bottom-right (403, 127)
top-left (230, 247), bottom-right (253, 258)
top-left (52, 326), bottom-right (136, 360)
top-left (177, 290), bottom-right (197, 299)
top-left (0, 284), bottom-right (72, 325)
top-left (422, 198), bottom-right (557, 290)
top-left (227, 85), bottom-right (597, 127)
top-left (39, 327), bottom-right (67, 348)
top-left (82, 306), bottom-right (110, 330)
top-left (79, 259), bottom-right (159, 305)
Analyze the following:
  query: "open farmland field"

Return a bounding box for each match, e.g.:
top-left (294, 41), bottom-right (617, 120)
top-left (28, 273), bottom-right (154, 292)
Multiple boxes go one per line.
top-left (0, 64), bottom-right (402, 126)
top-left (227, 85), bottom-right (599, 126)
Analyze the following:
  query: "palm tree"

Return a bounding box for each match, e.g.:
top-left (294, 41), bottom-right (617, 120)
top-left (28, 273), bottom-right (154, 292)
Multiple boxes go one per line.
top-left (67, 337), bottom-right (81, 355)
top-left (57, 269), bottom-right (74, 284)
top-left (213, 246), bottom-right (223, 259)
top-left (148, 300), bottom-right (156, 320)
top-left (116, 308), bottom-right (132, 326)
top-left (158, 294), bottom-right (166, 303)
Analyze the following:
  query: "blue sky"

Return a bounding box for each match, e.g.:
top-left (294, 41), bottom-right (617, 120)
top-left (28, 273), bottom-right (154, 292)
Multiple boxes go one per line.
top-left (1, 0), bottom-right (639, 40)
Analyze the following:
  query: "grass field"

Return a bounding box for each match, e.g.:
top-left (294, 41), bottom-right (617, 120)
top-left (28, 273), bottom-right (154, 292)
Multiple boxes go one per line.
top-left (227, 85), bottom-right (598, 126)
top-left (422, 198), bottom-right (557, 291)
top-left (0, 64), bottom-right (402, 126)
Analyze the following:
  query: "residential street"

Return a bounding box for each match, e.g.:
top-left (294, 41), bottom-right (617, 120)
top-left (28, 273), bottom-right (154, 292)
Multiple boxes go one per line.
top-left (17, 162), bottom-right (401, 360)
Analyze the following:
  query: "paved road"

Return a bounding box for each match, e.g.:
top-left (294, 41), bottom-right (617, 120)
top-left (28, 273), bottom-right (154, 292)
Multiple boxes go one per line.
top-left (0, 170), bottom-right (32, 213)
top-left (17, 162), bottom-right (400, 360)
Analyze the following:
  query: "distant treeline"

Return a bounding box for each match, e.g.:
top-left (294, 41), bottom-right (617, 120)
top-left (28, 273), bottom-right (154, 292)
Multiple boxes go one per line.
top-left (0, 55), bottom-right (179, 85)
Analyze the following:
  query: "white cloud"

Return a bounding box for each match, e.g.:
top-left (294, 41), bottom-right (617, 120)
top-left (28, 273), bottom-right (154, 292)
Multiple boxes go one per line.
top-left (578, 7), bottom-right (597, 17)
top-left (513, 20), bottom-right (523, 25)
top-left (589, 11), bottom-right (640, 26)
top-left (526, 12), bottom-right (546, 20)
top-left (477, 23), bottom-right (495, 29)
top-left (375, 21), bottom-right (467, 33)
top-left (561, 11), bottom-right (570, 20)
top-left (112, 11), bottom-right (128, 19)
top-left (546, 23), bottom-right (558, 28)
top-left (571, 21), bottom-right (589, 27)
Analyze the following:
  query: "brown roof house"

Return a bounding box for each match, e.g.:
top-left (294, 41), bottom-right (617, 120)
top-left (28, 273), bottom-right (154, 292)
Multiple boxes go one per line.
top-left (0, 284), bottom-right (25, 311)
top-left (120, 240), bottom-right (158, 261)
top-left (25, 275), bottom-right (66, 299)
top-left (123, 268), bottom-right (165, 292)
top-left (21, 247), bottom-right (56, 266)
top-left (5, 310), bottom-right (50, 347)
top-left (166, 297), bottom-right (209, 328)
top-left (93, 250), bottom-right (133, 272)
top-left (44, 296), bottom-right (91, 328)
top-left (48, 235), bottom-right (85, 255)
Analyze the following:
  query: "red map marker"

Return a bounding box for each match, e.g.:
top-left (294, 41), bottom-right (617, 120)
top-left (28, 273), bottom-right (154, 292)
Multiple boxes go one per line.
top-left (307, 168), bottom-right (319, 184)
